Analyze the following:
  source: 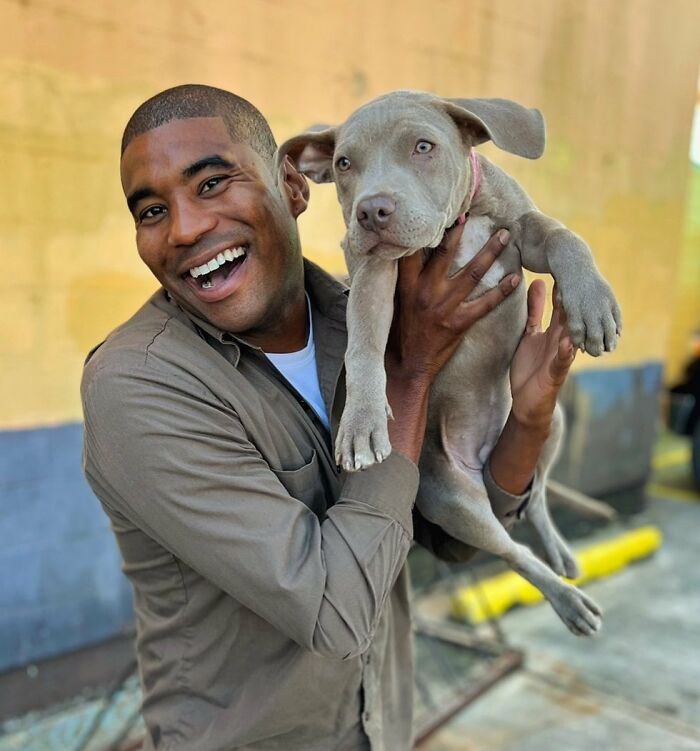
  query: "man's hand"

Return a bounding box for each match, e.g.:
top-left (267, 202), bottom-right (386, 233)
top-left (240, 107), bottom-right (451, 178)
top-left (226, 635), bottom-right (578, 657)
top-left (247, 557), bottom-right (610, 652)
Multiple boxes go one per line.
top-left (509, 280), bottom-right (576, 430)
top-left (386, 223), bottom-right (520, 383)
top-left (490, 278), bottom-right (577, 494)
top-left (385, 222), bottom-right (521, 463)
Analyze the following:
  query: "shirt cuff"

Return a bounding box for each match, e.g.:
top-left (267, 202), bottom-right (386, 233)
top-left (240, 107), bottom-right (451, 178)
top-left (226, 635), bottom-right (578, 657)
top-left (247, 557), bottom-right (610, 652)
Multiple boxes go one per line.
top-left (483, 457), bottom-right (531, 530)
top-left (340, 450), bottom-right (419, 536)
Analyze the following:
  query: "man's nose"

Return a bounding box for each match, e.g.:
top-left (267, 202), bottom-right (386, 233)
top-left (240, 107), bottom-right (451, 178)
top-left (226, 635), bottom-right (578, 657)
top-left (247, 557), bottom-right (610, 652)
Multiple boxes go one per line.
top-left (356, 195), bottom-right (396, 233)
top-left (167, 201), bottom-right (217, 246)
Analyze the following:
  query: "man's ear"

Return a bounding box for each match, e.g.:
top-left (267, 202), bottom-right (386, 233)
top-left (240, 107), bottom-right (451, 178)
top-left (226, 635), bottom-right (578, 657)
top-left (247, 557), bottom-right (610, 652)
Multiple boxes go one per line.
top-left (439, 98), bottom-right (545, 159)
top-left (279, 156), bottom-right (310, 219)
top-left (276, 125), bottom-right (337, 184)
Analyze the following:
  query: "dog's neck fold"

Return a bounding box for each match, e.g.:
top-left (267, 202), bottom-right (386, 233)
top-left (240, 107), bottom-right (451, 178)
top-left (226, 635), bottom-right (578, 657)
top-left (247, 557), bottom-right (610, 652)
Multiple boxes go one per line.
top-left (468, 149), bottom-right (481, 203)
top-left (452, 150), bottom-right (482, 228)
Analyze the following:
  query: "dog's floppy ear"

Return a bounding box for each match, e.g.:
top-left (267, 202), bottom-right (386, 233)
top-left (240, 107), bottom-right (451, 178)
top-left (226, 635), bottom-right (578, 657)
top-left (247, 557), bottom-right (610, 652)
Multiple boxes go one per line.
top-left (276, 125), bottom-right (337, 184)
top-left (440, 98), bottom-right (545, 159)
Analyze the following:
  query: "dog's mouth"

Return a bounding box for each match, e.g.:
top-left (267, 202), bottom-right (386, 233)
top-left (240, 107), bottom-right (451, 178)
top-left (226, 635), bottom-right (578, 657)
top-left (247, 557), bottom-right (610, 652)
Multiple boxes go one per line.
top-left (364, 241), bottom-right (413, 261)
top-left (351, 211), bottom-right (467, 260)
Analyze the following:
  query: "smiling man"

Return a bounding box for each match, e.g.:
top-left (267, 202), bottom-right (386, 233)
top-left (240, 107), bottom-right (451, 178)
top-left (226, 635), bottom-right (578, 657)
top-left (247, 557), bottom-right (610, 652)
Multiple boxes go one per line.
top-left (81, 84), bottom-right (577, 751)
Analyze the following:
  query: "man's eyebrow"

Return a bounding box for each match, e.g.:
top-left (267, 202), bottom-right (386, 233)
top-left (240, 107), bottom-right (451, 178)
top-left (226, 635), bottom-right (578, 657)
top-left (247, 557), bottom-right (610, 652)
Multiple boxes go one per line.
top-left (182, 155), bottom-right (235, 178)
top-left (126, 187), bottom-right (155, 215)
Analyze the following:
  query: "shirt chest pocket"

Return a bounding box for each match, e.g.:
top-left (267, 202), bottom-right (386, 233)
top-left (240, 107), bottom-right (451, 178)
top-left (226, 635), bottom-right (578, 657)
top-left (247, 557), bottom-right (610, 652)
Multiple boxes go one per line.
top-left (271, 450), bottom-right (327, 519)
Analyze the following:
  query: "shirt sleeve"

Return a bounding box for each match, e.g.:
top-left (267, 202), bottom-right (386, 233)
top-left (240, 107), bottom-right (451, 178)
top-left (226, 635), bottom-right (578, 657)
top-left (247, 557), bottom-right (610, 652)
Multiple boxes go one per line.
top-left (82, 363), bottom-right (418, 661)
top-left (412, 457), bottom-right (531, 563)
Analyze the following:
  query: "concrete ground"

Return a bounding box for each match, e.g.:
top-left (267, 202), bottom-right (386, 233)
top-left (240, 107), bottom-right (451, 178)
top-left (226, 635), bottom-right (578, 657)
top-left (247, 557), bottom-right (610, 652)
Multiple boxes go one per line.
top-left (419, 434), bottom-right (700, 751)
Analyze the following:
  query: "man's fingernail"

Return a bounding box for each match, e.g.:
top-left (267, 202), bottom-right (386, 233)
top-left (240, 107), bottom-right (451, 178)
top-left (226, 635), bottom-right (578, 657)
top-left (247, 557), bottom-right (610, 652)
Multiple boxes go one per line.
top-left (511, 275), bottom-right (520, 288)
top-left (498, 229), bottom-right (510, 244)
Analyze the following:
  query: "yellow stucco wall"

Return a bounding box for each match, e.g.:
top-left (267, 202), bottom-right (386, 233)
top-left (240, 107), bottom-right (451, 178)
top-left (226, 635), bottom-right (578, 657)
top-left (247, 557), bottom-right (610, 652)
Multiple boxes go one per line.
top-left (2, 0), bottom-right (699, 428)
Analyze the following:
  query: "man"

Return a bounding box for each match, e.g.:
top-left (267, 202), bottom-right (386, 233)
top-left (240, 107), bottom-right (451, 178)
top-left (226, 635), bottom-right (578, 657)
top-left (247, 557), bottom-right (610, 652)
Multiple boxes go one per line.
top-left (82, 84), bottom-right (577, 751)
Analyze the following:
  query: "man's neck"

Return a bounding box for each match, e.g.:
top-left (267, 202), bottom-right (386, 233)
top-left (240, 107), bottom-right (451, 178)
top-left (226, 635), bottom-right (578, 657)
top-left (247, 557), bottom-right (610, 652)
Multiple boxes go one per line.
top-left (240, 291), bottom-right (308, 353)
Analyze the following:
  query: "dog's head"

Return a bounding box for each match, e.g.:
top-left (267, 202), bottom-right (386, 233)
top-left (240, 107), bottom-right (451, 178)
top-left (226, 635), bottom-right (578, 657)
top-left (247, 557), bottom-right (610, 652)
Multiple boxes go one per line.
top-left (277, 91), bottom-right (544, 260)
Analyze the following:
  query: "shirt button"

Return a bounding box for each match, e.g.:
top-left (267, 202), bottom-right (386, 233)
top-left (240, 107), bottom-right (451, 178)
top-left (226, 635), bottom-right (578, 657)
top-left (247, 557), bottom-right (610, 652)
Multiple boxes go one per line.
top-left (363, 711), bottom-right (371, 722)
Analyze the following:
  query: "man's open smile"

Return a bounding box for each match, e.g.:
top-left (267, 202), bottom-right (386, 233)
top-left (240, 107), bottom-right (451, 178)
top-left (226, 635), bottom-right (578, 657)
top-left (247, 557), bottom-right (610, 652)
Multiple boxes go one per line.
top-left (181, 243), bottom-right (249, 302)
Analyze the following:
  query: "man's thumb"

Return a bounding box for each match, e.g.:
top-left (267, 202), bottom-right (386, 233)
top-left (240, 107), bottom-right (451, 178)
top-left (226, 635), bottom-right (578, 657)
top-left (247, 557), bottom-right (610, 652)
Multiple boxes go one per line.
top-left (549, 338), bottom-right (576, 384)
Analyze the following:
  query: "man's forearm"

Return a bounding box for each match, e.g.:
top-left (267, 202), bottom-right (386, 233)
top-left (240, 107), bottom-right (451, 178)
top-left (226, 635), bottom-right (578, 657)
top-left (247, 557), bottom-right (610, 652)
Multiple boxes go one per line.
top-left (488, 411), bottom-right (551, 495)
top-left (385, 373), bottom-right (431, 464)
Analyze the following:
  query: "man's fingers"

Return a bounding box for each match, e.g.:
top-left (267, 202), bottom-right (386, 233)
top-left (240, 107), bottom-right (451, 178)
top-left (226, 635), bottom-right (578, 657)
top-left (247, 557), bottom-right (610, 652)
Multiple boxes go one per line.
top-left (525, 279), bottom-right (546, 334)
top-left (551, 283), bottom-right (560, 309)
top-left (456, 273), bottom-right (520, 328)
top-left (397, 251), bottom-right (422, 294)
top-left (449, 228), bottom-right (509, 301)
top-left (546, 283), bottom-right (571, 338)
top-left (425, 219), bottom-right (467, 280)
top-left (549, 335), bottom-right (576, 384)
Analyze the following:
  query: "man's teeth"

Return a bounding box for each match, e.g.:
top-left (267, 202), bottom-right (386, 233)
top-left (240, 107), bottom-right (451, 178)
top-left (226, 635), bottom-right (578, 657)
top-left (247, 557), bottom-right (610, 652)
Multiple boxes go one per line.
top-left (188, 247), bottom-right (246, 278)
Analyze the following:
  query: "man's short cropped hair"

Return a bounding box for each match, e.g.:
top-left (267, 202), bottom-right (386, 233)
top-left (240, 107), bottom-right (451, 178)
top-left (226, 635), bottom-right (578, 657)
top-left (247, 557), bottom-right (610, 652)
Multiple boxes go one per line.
top-left (121, 84), bottom-right (277, 162)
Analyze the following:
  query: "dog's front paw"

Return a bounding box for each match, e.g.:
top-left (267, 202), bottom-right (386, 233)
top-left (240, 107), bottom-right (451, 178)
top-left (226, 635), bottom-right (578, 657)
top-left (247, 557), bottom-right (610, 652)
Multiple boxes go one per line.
top-left (335, 400), bottom-right (393, 472)
top-left (560, 276), bottom-right (622, 357)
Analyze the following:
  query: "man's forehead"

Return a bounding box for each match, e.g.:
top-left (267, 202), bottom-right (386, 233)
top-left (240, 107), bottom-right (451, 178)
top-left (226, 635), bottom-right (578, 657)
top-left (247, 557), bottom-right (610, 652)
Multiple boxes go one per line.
top-left (120, 116), bottom-right (257, 189)
top-left (122, 117), bottom-right (231, 164)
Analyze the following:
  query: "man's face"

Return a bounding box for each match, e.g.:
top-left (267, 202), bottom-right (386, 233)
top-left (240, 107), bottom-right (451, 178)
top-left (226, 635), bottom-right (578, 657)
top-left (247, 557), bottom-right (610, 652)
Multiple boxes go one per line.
top-left (120, 117), bottom-right (308, 339)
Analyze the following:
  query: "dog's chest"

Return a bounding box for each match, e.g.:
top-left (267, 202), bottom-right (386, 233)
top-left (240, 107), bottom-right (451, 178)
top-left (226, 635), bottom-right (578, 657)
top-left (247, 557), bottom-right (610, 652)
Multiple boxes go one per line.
top-left (452, 215), bottom-right (506, 293)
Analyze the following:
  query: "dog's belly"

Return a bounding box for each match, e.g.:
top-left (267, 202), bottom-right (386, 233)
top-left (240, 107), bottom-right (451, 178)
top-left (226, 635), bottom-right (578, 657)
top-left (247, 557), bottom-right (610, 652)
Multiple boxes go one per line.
top-left (424, 284), bottom-right (526, 474)
top-left (423, 212), bottom-right (525, 470)
top-left (439, 386), bottom-right (509, 470)
top-left (428, 349), bottom-right (511, 472)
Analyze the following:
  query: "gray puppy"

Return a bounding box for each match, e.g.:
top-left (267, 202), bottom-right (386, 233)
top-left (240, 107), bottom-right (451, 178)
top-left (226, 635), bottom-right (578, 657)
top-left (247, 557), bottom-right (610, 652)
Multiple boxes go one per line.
top-left (277, 91), bottom-right (621, 635)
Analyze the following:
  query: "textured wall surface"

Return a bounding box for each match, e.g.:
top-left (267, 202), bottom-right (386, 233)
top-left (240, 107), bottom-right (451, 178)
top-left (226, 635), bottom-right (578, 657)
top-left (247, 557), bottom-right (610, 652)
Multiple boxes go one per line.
top-left (1, 0), bottom-right (699, 668)
top-left (1, 0), bottom-right (699, 429)
top-left (0, 424), bottom-right (133, 671)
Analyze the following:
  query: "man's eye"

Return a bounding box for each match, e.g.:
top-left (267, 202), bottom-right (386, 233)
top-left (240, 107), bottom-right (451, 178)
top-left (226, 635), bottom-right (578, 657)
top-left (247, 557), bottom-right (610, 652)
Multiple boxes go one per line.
top-left (201, 176), bottom-right (226, 193)
top-left (138, 205), bottom-right (166, 223)
top-left (414, 141), bottom-right (434, 154)
top-left (336, 156), bottom-right (351, 172)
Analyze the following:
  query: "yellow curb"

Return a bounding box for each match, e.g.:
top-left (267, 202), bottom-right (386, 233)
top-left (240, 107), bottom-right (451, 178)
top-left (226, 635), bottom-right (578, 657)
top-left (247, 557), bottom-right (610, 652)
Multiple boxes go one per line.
top-left (646, 483), bottom-right (699, 502)
top-left (450, 526), bottom-right (663, 624)
top-left (652, 447), bottom-right (691, 470)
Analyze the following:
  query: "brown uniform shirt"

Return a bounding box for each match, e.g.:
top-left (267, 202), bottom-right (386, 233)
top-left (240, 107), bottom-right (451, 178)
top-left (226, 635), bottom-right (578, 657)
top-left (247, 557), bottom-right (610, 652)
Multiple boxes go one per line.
top-left (81, 260), bottom-right (528, 751)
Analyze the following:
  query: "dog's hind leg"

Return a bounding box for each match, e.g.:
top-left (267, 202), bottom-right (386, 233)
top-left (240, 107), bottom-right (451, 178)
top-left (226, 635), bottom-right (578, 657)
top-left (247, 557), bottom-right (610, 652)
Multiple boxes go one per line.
top-left (418, 452), bottom-right (602, 635)
top-left (499, 529), bottom-right (602, 635)
top-left (524, 404), bottom-right (581, 579)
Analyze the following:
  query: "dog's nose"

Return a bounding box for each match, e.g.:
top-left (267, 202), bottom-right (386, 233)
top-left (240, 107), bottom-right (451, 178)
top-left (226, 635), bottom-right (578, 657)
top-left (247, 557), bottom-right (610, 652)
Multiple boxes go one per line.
top-left (356, 195), bottom-right (396, 232)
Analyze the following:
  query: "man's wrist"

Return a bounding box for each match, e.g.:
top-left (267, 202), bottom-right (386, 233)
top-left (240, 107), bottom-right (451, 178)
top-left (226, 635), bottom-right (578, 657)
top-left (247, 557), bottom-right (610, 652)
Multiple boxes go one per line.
top-left (508, 408), bottom-right (553, 440)
top-left (489, 410), bottom-right (553, 495)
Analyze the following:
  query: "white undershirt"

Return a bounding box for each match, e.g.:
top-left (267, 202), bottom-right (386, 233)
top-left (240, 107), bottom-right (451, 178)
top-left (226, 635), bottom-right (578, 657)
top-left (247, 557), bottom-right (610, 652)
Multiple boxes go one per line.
top-left (264, 295), bottom-right (331, 431)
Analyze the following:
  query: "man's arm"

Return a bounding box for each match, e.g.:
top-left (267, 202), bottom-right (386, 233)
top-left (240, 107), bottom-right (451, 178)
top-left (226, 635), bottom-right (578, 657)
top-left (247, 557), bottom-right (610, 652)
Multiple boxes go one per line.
top-left (489, 279), bottom-right (576, 493)
top-left (82, 362), bottom-right (417, 662)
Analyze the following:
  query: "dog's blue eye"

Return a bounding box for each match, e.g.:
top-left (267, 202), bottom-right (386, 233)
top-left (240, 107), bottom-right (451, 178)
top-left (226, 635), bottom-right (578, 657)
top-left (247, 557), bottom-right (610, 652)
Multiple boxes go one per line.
top-left (336, 156), bottom-right (351, 171)
top-left (415, 141), bottom-right (433, 154)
